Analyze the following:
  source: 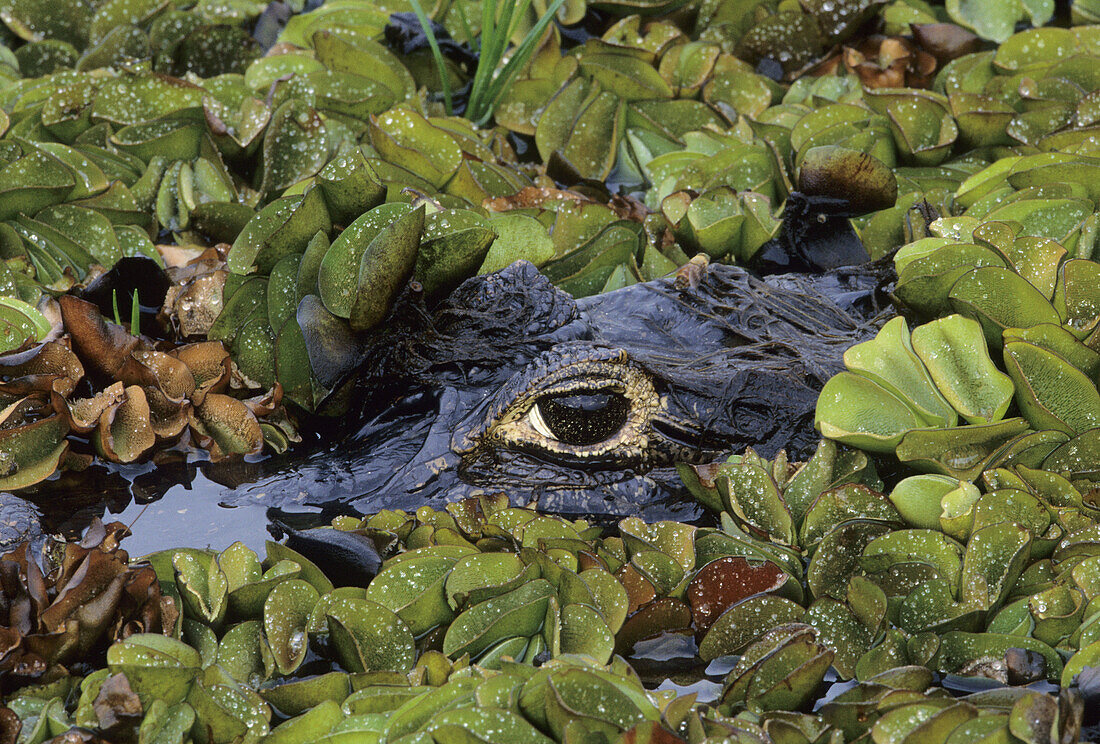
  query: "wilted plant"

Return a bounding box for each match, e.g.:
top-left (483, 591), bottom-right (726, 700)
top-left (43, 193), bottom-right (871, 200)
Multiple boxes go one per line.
top-left (0, 520), bottom-right (176, 696)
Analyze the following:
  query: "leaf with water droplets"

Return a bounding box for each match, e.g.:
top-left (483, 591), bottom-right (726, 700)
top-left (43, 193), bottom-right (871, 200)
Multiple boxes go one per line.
top-left (544, 668), bottom-right (651, 739)
top-left (800, 484), bottom-right (901, 550)
top-left (536, 79), bottom-right (625, 181)
top-left (325, 595), bottom-right (416, 673)
top-left (715, 460), bottom-right (795, 545)
top-left (894, 418), bottom-right (1031, 481)
top-left (1004, 340), bottom-right (1100, 435)
top-left (443, 579), bottom-right (555, 661)
top-left (318, 202), bottom-right (411, 319)
top-left (958, 522), bottom-right (1032, 612)
top-left (106, 634), bottom-right (202, 707)
top-left (948, 0), bottom-right (1053, 43)
top-left (228, 191), bottom-right (332, 276)
top-left (720, 624), bottom-right (832, 712)
top-left (816, 372), bottom-right (926, 453)
top-left (369, 107), bottom-right (462, 188)
top-left (366, 554), bottom-right (457, 636)
top-left (260, 99), bottom-right (330, 198)
top-left (427, 707), bottom-right (556, 744)
top-left (349, 204), bottom-right (423, 332)
top-left (264, 579), bottom-right (319, 675)
top-left (698, 595), bottom-right (805, 661)
top-left (843, 317), bottom-right (956, 429)
top-left (560, 604), bottom-right (614, 663)
top-left (886, 475), bottom-right (960, 530)
top-left (445, 552), bottom-right (529, 610)
top-left (415, 209), bottom-right (496, 302)
top-left (910, 314), bottom-right (1015, 425)
top-left (258, 672), bottom-right (351, 718)
top-left (808, 520), bottom-right (895, 601)
top-left (932, 631), bottom-right (1062, 680)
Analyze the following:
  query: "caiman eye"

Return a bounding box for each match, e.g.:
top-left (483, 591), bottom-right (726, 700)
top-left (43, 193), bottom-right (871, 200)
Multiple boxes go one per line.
top-left (456, 346), bottom-right (662, 466)
top-left (529, 391), bottom-right (630, 445)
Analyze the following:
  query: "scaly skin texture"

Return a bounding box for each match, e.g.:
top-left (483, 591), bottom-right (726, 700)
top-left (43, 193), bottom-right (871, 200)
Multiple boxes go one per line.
top-left (0, 493), bottom-right (41, 550)
top-left (218, 258), bottom-right (890, 523)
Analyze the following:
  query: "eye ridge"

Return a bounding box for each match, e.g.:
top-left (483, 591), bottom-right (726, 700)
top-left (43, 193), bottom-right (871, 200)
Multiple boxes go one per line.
top-left (533, 391), bottom-right (630, 446)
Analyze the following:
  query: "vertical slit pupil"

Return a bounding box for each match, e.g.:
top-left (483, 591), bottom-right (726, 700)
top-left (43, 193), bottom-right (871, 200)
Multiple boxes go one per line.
top-left (538, 391), bottom-right (630, 445)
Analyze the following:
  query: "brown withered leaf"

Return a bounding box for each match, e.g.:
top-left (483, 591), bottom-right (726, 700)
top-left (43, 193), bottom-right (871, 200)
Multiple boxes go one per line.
top-left (66, 383), bottom-right (127, 434)
top-left (1, 520), bottom-right (172, 697)
top-left (169, 341), bottom-right (231, 404)
top-left (93, 673), bottom-right (143, 744)
top-left (577, 550), bottom-right (607, 572)
top-left (156, 243), bottom-right (212, 270)
top-left (37, 552), bottom-right (128, 657)
top-left (0, 397), bottom-right (48, 434)
top-left (484, 185), bottom-right (593, 212)
top-left (687, 557), bottom-right (789, 634)
top-left (0, 706), bottom-right (20, 744)
top-left (0, 375), bottom-right (72, 400)
top-left (189, 392), bottom-right (263, 460)
top-left (162, 263), bottom-right (227, 339)
top-left (911, 23), bottom-right (983, 64)
top-left (0, 342), bottom-right (83, 398)
top-left (616, 564), bottom-right (658, 615)
top-left (44, 729), bottom-right (112, 744)
top-left (163, 270), bottom-right (226, 338)
top-left (620, 722), bottom-right (688, 744)
top-left (609, 194), bottom-right (649, 223)
top-left (132, 351), bottom-right (196, 402)
top-left (142, 386), bottom-right (191, 440)
top-left (241, 383), bottom-right (282, 418)
top-left (130, 351), bottom-right (196, 440)
top-left (686, 462), bottom-right (725, 489)
top-left (614, 598), bottom-right (693, 656)
top-left (843, 35), bottom-right (937, 89)
top-left (58, 296), bottom-right (151, 384)
top-left (93, 385), bottom-right (155, 463)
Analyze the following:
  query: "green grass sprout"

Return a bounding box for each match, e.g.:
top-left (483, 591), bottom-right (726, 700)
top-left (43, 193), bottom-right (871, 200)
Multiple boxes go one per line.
top-left (408, 0), bottom-right (454, 115)
top-left (410, 0), bottom-right (568, 125)
top-left (130, 289), bottom-right (140, 336)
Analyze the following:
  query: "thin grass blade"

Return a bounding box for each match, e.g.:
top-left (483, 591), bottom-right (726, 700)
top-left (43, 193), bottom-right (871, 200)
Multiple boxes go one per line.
top-left (468, 0), bottom-right (500, 117)
top-left (130, 289), bottom-right (140, 336)
top-left (477, 0), bottom-right (566, 124)
top-left (408, 0), bottom-right (454, 115)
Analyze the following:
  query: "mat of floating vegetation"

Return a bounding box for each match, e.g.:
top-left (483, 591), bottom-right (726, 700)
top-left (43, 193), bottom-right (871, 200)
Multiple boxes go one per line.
top-left (3, 0), bottom-right (1100, 740)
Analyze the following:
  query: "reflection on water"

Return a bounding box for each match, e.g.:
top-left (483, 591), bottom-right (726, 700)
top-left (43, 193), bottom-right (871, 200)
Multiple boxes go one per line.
top-left (112, 471), bottom-right (277, 557)
top-left (19, 455), bottom-right (326, 558)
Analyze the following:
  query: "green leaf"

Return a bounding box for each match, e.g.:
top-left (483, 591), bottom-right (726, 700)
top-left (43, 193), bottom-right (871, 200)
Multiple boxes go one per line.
top-left (443, 579), bottom-right (556, 660)
top-left (910, 315), bottom-right (1015, 425)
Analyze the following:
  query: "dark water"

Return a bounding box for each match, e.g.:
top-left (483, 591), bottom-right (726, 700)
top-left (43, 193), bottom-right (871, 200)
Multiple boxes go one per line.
top-left (109, 474), bottom-right (275, 558)
top-left (23, 460), bottom-right (286, 558)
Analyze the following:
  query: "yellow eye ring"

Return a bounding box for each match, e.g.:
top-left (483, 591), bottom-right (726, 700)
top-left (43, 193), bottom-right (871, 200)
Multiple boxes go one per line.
top-left (457, 348), bottom-right (660, 465)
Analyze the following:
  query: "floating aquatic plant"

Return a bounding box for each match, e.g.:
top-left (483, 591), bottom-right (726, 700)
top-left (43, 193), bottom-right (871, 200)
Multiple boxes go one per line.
top-left (4, 1), bottom-right (1100, 738)
top-left (3, 490), bottom-right (1097, 743)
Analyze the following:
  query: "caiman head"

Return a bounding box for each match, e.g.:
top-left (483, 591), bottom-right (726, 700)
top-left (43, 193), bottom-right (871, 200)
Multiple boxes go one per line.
top-left (222, 258), bottom-right (888, 522)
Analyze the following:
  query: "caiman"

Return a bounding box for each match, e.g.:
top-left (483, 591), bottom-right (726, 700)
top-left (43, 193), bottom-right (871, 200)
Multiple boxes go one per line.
top-left (228, 257), bottom-right (889, 519)
top-left (0, 256), bottom-right (888, 550)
